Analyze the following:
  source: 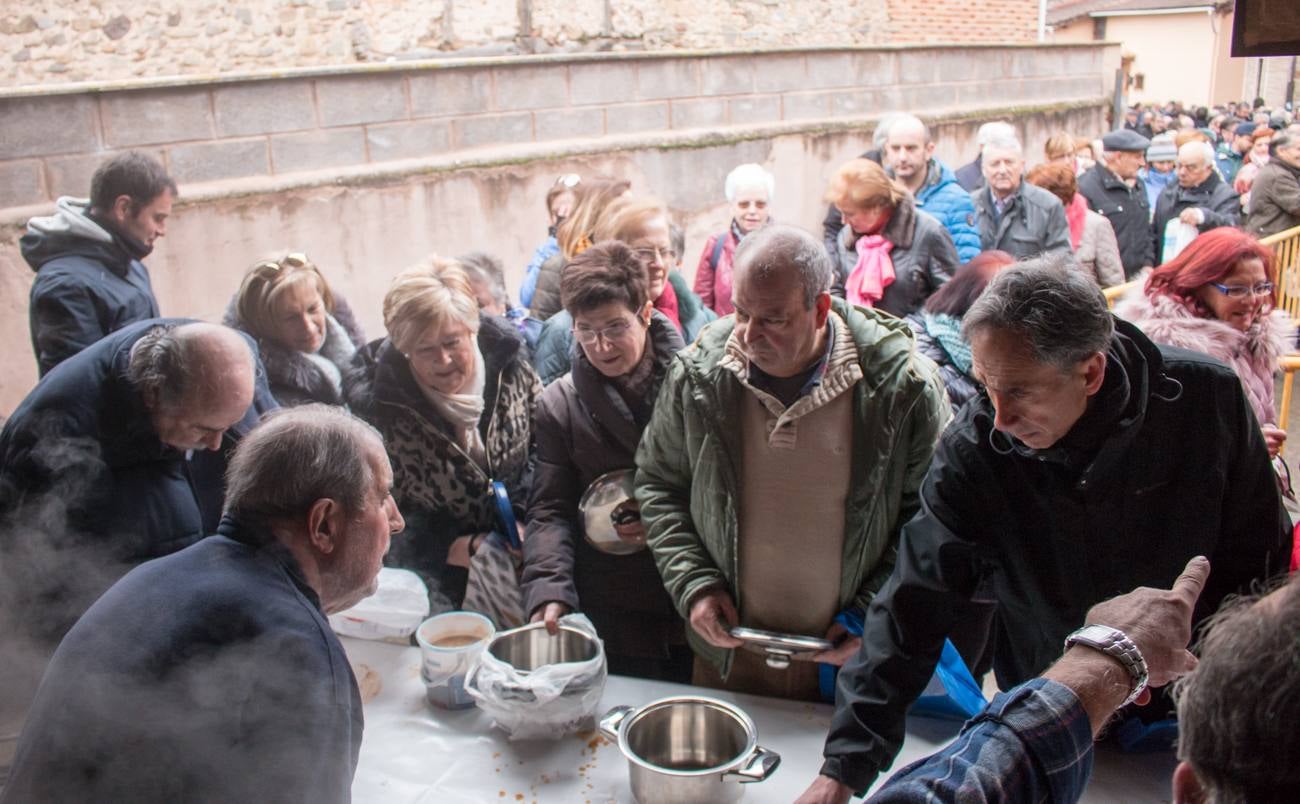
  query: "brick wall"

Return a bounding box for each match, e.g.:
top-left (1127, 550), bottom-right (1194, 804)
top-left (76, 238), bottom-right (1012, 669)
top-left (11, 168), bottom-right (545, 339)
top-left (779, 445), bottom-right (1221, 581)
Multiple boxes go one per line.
top-left (0, 1), bottom-right (1038, 89)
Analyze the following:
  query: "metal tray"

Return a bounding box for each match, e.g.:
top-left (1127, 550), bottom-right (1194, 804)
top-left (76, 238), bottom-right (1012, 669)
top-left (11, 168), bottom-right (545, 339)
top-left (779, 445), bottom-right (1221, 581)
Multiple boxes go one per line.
top-left (729, 627), bottom-right (834, 669)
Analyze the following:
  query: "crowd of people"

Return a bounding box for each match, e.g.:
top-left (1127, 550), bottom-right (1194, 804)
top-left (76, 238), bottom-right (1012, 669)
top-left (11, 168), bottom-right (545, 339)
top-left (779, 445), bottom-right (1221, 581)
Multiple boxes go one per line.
top-left (2, 94), bottom-right (1299, 801)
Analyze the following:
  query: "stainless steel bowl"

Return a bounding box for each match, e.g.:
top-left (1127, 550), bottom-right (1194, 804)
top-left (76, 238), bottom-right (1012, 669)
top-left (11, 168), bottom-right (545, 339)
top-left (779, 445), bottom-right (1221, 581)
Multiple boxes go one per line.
top-left (487, 622), bottom-right (601, 670)
top-left (600, 697), bottom-right (780, 803)
top-left (579, 468), bottom-right (644, 555)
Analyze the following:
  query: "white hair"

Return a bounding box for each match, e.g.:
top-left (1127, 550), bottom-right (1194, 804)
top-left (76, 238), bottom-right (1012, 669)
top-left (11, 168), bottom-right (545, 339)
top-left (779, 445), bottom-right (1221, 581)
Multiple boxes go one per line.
top-left (976, 121), bottom-right (1017, 148)
top-left (983, 132), bottom-right (1023, 156)
top-left (725, 163), bottom-right (775, 202)
top-left (1180, 140), bottom-right (1215, 167)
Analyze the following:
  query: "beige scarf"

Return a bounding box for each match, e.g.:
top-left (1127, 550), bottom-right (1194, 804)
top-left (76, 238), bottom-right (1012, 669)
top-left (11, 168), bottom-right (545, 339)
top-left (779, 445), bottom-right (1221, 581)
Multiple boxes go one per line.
top-left (418, 342), bottom-right (488, 468)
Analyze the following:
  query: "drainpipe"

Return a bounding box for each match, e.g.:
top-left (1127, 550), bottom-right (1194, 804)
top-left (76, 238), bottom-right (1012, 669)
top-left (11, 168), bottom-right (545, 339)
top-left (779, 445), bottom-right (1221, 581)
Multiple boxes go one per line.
top-left (1038, 0), bottom-right (1047, 42)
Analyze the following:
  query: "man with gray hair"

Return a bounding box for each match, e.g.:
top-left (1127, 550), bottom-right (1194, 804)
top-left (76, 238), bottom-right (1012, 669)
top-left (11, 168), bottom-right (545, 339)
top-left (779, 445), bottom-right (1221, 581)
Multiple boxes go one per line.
top-left (1077, 128), bottom-right (1154, 278)
top-left (636, 223), bottom-right (951, 702)
top-left (796, 255), bottom-right (1289, 801)
top-left (1, 405), bottom-right (404, 803)
top-left (969, 133), bottom-right (1072, 259)
top-left (955, 120), bottom-right (1016, 191)
top-left (0, 319), bottom-right (268, 646)
top-left (1247, 126), bottom-right (1300, 238)
top-left (1151, 139), bottom-right (1240, 264)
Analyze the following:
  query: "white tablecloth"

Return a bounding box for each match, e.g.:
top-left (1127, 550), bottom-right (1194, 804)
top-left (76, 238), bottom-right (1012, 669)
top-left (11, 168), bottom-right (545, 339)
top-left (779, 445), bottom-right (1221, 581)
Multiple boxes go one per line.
top-left (343, 637), bottom-right (1173, 803)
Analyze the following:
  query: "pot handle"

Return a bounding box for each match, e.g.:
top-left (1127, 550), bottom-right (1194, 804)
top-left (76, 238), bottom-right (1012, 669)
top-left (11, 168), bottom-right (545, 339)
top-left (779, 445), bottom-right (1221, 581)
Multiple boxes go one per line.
top-left (726, 745), bottom-right (781, 784)
top-left (598, 705), bottom-right (633, 743)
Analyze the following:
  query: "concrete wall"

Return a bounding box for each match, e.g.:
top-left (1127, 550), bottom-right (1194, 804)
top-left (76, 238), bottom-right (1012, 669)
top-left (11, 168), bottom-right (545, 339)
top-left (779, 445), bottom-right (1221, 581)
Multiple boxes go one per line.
top-left (0, 45), bottom-right (1111, 414)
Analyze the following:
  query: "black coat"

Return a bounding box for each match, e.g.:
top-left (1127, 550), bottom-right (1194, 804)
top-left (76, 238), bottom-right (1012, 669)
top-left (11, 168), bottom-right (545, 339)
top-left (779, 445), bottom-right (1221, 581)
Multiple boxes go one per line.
top-left (953, 153), bottom-right (983, 192)
top-left (0, 319), bottom-right (275, 644)
top-left (1077, 162), bottom-right (1153, 277)
top-left (819, 320), bottom-right (1291, 794)
top-left (344, 314), bottom-right (539, 606)
top-left (530, 252), bottom-right (565, 322)
top-left (1, 519), bottom-right (361, 804)
top-left (829, 197), bottom-right (959, 317)
top-left (22, 200), bottom-right (161, 377)
top-left (1151, 172), bottom-right (1241, 264)
top-left (521, 313), bottom-right (685, 666)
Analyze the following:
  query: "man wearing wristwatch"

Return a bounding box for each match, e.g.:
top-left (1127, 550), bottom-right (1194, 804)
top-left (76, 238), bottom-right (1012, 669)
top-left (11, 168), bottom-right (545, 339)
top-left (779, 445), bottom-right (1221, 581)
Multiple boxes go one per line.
top-left (796, 257), bottom-right (1291, 803)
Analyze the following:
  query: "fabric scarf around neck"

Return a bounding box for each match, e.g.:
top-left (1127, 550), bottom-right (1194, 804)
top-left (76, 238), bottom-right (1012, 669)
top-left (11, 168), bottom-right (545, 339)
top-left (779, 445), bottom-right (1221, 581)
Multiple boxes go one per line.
top-left (1065, 193), bottom-right (1089, 250)
top-left (922, 311), bottom-right (973, 375)
top-left (845, 234), bottom-right (895, 308)
top-left (654, 276), bottom-right (682, 332)
top-left (417, 340), bottom-right (488, 468)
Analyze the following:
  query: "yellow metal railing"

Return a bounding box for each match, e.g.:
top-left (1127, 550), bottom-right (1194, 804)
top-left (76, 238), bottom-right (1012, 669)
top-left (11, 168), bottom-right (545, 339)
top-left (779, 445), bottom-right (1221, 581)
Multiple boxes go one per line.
top-left (1263, 224), bottom-right (1300, 426)
top-left (1103, 279), bottom-right (1142, 309)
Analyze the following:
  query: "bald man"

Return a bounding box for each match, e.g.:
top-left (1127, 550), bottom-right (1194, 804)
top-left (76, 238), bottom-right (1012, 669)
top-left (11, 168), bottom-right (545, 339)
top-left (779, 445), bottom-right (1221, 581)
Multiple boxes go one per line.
top-left (0, 319), bottom-right (272, 646)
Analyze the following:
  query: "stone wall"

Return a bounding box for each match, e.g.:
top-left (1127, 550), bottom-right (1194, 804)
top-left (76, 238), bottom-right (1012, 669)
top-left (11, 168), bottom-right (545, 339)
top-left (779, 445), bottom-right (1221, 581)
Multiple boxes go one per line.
top-left (0, 43), bottom-right (1113, 413)
top-left (0, 0), bottom-right (1038, 89)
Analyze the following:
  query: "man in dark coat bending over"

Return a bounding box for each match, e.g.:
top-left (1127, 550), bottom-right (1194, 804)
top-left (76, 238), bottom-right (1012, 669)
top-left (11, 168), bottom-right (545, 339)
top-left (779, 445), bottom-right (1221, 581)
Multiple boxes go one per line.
top-left (796, 256), bottom-right (1291, 802)
top-left (1, 405), bottom-right (404, 803)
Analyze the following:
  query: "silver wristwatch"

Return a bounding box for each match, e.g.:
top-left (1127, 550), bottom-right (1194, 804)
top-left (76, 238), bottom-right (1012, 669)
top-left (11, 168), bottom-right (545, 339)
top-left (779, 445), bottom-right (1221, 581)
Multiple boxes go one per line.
top-left (1064, 624), bottom-right (1150, 708)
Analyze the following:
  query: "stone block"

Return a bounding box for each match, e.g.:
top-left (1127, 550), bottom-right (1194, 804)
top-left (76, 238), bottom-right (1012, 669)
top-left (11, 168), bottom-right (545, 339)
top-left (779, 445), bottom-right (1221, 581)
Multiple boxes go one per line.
top-left (534, 108), bottom-right (604, 141)
top-left (832, 88), bottom-right (885, 117)
top-left (316, 74), bottom-right (407, 127)
top-left (101, 87), bottom-right (213, 147)
top-left (781, 91), bottom-right (833, 121)
top-left (850, 51), bottom-right (898, 85)
top-left (671, 98), bottom-right (727, 130)
top-left (753, 55), bottom-right (807, 93)
top-left (43, 148), bottom-right (161, 198)
top-left (897, 50), bottom-right (939, 85)
top-left (636, 59), bottom-right (699, 100)
top-left (936, 49), bottom-right (1005, 84)
top-left (366, 119), bottom-right (451, 162)
top-left (270, 127), bottom-right (366, 174)
top-left (409, 68), bottom-right (493, 117)
top-left (213, 80), bottom-right (316, 137)
top-left (455, 112), bottom-right (533, 149)
top-left (0, 159), bottom-right (46, 208)
top-left (805, 52), bottom-right (860, 90)
top-left (166, 138), bottom-right (269, 184)
top-left (0, 95), bottom-right (100, 159)
top-left (604, 102), bottom-right (669, 135)
top-left (494, 64), bottom-right (568, 111)
top-left (569, 61), bottom-right (637, 106)
top-left (911, 83), bottom-right (958, 111)
top-left (727, 95), bottom-right (782, 125)
top-left (700, 57), bottom-right (754, 97)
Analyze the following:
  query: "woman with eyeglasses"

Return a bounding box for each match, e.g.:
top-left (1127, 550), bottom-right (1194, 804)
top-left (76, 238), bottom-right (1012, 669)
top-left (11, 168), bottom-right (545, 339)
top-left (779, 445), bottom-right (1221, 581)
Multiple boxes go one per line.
top-left (520, 241), bottom-right (692, 682)
top-left (1116, 227), bottom-right (1293, 456)
top-left (224, 252), bottom-right (366, 407)
top-left (825, 158), bottom-right (960, 316)
top-left (532, 196), bottom-right (717, 385)
top-left (344, 256), bottom-right (540, 609)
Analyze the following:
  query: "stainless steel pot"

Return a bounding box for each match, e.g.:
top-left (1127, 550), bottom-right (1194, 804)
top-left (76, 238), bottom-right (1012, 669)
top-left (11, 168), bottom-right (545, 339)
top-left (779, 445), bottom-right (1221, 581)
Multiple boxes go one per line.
top-left (481, 621), bottom-right (604, 703)
top-left (599, 696), bottom-right (780, 804)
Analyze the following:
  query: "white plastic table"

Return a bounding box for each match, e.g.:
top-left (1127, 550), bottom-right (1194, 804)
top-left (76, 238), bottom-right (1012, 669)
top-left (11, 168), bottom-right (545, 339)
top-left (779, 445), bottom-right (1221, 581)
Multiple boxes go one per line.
top-left (344, 637), bottom-right (1172, 803)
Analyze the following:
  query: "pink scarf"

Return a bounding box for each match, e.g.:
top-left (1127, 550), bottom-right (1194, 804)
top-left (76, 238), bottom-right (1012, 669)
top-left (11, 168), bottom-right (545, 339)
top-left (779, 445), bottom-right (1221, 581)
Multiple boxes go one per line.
top-left (845, 235), bottom-right (895, 307)
top-left (1066, 193), bottom-right (1089, 250)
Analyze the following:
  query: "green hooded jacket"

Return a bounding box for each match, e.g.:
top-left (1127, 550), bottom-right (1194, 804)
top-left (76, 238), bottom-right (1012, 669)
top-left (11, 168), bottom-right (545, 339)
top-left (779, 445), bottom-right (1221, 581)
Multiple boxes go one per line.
top-left (634, 297), bottom-right (953, 675)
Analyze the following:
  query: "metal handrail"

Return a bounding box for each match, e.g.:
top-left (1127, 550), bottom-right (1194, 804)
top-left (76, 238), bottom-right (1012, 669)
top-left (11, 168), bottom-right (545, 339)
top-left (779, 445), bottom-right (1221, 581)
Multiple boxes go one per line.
top-left (1261, 224), bottom-right (1300, 426)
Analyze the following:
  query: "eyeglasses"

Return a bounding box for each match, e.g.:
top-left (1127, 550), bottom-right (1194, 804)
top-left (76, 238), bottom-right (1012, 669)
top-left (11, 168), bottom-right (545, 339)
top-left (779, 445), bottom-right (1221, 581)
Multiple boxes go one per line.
top-left (1209, 281), bottom-right (1274, 299)
top-left (253, 252), bottom-right (310, 273)
top-left (632, 246), bottom-right (676, 265)
top-left (573, 318), bottom-right (643, 346)
top-left (555, 174), bottom-right (581, 188)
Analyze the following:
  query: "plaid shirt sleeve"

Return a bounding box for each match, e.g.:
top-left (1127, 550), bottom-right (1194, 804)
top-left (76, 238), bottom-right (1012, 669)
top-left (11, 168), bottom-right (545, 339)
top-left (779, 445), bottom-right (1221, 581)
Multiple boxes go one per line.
top-left (866, 679), bottom-right (1095, 804)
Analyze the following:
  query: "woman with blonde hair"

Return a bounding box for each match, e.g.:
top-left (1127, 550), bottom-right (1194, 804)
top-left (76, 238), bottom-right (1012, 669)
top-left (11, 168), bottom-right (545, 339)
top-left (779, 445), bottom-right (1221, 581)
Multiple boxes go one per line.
top-left (531, 195), bottom-right (716, 385)
top-left (223, 251), bottom-right (365, 406)
top-left (825, 158), bottom-right (959, 315)
top-left (345, 255), bottom-right (540, 610)
top-left (529, 176), bottom-right (632, 321)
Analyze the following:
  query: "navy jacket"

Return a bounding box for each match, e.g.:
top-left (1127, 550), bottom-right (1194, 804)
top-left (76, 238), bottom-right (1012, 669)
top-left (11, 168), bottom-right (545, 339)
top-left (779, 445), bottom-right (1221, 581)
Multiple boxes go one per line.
top-left (1, 519), bottom-right (362, 804)
top-left (0, 319), bottom-right (276, 642)
top-left (820, 320), bottom-right (1291, 793)
top-left (22, 198), bottom-right (161, 377)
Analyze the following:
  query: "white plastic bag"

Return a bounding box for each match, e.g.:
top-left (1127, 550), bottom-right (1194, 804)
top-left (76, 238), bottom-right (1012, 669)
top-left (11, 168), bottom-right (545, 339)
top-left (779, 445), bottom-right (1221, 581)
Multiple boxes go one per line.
top-left (329, 568), bottom-right (430, 642)
top-left (1162, 218), bottom-right (1199, 262)
top-left (464, 613), bottom-right (607, 740)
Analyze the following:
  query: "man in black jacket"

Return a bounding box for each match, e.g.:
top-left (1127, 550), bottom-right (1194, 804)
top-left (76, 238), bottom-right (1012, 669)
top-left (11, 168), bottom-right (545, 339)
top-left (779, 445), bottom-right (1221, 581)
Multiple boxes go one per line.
top-left (1, 406), bottom-right (404, 804)
top-left (968, 134), bottom-right (1071, 259)
top-left (795, 257), bottom-right (1290, 803)
top-left (1152, 140), bottom-right (1241, 264)
top-left (0, 320), bottom-right (264, 646)
top-left (22, 151), bottom-right (174, 376)
top-left (1077, 129), bottom-right (1153, 278)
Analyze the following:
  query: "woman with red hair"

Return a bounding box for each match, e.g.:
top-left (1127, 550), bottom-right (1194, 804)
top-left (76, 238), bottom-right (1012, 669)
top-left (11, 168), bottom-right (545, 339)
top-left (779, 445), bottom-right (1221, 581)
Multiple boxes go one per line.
top-left (1115, 227), bottom-right (1293, 455)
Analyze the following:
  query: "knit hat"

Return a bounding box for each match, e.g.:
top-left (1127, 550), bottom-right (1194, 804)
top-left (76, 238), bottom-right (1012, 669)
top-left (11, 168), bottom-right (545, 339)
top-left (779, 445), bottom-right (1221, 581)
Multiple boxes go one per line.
top-left (1147, 134), bottom-right (1177, 162)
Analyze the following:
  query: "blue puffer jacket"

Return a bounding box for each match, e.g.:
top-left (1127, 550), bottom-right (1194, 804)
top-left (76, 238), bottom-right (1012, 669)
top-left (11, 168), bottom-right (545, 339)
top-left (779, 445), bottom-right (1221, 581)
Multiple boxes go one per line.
top-left (913, 160), bottom-right (980, 264)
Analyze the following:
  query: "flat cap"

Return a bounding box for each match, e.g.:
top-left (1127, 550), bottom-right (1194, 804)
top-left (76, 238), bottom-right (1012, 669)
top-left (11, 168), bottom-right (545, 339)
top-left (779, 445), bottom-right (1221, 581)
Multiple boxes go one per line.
top-left (1102, 129), bottom-right (1150, 152)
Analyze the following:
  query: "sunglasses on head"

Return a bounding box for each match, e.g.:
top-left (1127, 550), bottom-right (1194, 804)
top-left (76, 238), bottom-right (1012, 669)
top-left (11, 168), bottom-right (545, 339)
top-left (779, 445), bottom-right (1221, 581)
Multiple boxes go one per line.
top-left (253, 252), bottom-right (310, 273)
top-left (554, 174), bottom-right (581, 189)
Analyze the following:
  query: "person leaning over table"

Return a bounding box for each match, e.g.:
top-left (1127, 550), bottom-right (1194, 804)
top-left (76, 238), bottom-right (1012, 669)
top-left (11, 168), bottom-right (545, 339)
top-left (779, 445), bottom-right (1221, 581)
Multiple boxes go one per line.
top-left (520, 241), bottom-right (693, 682)
top-left (223, 251), bottom-right (366, 407)
top-left (794, 256), bottom-right (1290, 803)
top-left (634, 223), bottom-right (951, 703)
top-left (344, 256), bottom-right (540, 611)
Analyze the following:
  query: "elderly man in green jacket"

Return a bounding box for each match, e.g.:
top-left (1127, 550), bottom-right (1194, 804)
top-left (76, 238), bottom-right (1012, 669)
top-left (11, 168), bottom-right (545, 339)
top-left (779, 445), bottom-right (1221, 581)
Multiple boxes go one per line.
top-left (635, 224), bottom-right (951, 701)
